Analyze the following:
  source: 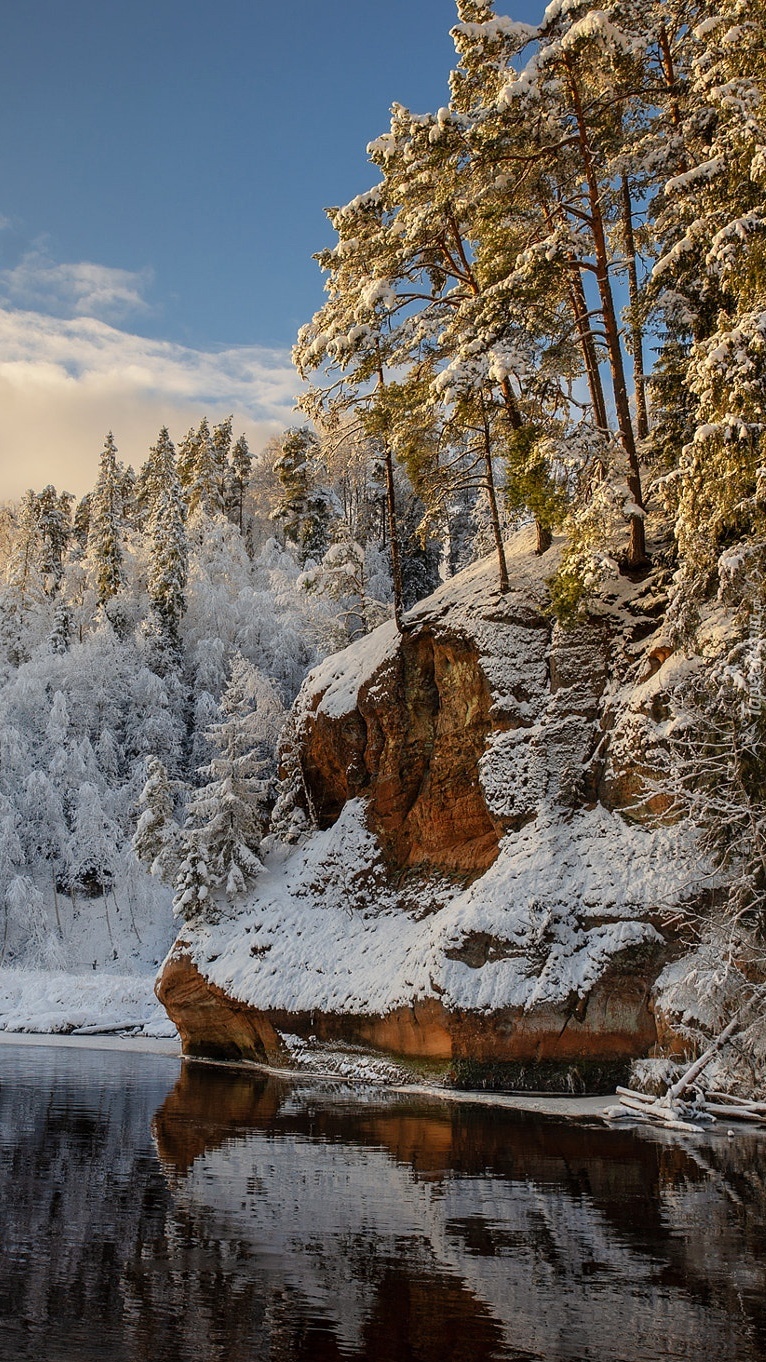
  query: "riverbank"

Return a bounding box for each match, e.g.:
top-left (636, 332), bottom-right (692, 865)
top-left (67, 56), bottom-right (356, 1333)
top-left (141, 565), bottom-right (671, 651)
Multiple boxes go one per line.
top-left (0, 965), bottom-right (177, 1039)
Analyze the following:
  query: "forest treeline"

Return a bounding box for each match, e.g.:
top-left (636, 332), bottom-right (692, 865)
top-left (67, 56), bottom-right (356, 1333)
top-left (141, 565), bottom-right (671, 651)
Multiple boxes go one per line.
top-left (0, 409), bottom-right (448, 957)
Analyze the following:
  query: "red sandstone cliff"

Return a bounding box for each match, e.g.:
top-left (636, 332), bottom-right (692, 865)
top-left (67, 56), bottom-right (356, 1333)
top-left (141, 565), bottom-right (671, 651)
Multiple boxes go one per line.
top-left (157, 529), bottom-right (705, 1091)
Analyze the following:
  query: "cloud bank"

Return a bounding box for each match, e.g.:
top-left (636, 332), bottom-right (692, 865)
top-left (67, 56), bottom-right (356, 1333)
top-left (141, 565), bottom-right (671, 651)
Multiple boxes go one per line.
top-left (0, 249), bottom-right (154, 323)
top-left (0, 306), bottom-right (300, 500)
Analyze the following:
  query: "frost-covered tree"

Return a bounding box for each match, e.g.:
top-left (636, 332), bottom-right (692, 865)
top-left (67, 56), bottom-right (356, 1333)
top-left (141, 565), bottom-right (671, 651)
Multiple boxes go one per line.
top-left (300, 536), bottom-right (391, 643)
top-left (227, 433), bottom-right (253, 532)
top-left (174, 656), bottom-right (285, 919)
top-left (649, 0), bottom-right (766, 621)
top-left (132, 755), bottom-right (180, 882)
top-left (88, 433), bottom-right (124, 606)
top-left (188, 417), bottom-right (225, 519)
top-left (172, 830), bottom-right (213, 923)
top-left (212, 415), bottom-right (233, 510)
top-left (5, 490), bottom-right (46, 602)
top-left (293, 187), bottom-right (408, 623)
top-left (145, 430), bottom-right (188, 655)
top-left (36, 485), bottom-right (72, 590)
top-left (272, 428), bottom-right (334, 565)
top-left (0, 794), bottom-right (25, 964)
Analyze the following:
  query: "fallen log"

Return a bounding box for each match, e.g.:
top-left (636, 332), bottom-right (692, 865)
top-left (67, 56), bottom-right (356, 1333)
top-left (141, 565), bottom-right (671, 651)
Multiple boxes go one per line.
top-left (668, 1017), bottom-right (740, 1101)
top-left (616, 1085), bottom-right (656, 1106)
top-left (707, 1091), bottom-right (766, 1113)
top-left (608, 1091), bottom-right (710, 1131)
top-left (704, 1102), bottom-right (766, 1125)
top-left (70, 1020), bottom-right (151, 1035)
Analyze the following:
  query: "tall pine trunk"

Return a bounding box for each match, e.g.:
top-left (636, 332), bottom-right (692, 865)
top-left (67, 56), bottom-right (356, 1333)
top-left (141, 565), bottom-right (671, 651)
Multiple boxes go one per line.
top-left (498, 376), bottom-right (549, 557)
top-left (376, 355), bottom-right (405, 630)
top-left (565, 57), bottom-right (648, 568)
top-left (621, 176), bottom-right (649, 442)
top-left (481, 395), bottom-right (510, 592)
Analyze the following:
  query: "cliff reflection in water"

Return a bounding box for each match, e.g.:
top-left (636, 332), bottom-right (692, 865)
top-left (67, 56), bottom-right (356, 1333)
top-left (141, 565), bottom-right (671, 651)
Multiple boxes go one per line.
top-left (2, 1043), bottom-right (766, 1362)
top-left (150, 1062), bottom-right (766, 1362)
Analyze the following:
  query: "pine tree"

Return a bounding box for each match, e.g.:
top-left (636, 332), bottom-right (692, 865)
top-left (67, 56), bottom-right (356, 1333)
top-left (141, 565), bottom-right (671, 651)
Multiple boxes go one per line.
top-left (175, 656), bottom-right (284, 918)
top-left (71, 494), bottom-right (91, 557)
top-left (293, 186), bottom-right (408, 623)
top-left (188, 417), bottom-right (225, 519)
top-left (6, 490), bottom-right (46, 603)
top-left (88, 433), bottom-right (124, 606)
top-left (272, 428), bottom-right (333, 564)
top-left (228, 433), bottom-right (253, 532)
top-left (36, 485), bottom-right (72, 590)
top-left (649, 0), bottom-right (766, 617)
top-left (0, 794), bottom-right (25, 965)
top-left (172, 829), bottom-right (213, 922)
top-left (212, 415), bottom-right (233, 510)
top-left (145, 429), bottom-right (188, 654)
top-left (132, 755), bottom-right (180, 881)
top-left (49, 600), bottom-right (72, 654)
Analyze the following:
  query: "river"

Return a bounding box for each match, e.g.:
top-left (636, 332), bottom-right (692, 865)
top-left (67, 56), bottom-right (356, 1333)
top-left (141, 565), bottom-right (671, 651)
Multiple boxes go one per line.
top-left (1, 1040), bottom-right (765, 1361)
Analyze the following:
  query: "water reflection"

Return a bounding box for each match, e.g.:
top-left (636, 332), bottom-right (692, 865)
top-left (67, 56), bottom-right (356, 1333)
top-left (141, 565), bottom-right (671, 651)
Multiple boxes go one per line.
top-left (1, 1043), bottom-right (766, 1361)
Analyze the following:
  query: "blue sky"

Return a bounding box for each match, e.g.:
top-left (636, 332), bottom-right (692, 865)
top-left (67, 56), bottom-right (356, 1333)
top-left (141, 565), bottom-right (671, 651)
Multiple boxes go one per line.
top-left (0, 0), bottom-right (538, 497)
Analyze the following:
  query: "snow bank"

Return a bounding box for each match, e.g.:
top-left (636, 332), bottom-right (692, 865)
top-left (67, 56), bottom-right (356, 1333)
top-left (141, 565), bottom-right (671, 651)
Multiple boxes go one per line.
top-left (0, 967), bottom-right (177, 1038)
top-left (181, 798), bottom-right (697, 1020)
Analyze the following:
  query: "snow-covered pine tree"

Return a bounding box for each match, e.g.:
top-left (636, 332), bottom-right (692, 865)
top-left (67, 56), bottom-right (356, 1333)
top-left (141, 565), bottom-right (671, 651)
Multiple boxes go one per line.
top-left (88, 433), bottom-right (125, 606)
top-left (293, 185), bottom-right (408, 624)
top-left (176, 424), bottom-right (199, 493)
top-left (272, 428), bottom-right (334, 565)
top-left (188, 418), bottom-right (225, 519)
top-left (212, 415), bottom-right (233, 511)
top-left (0, 491), bottom-right (48, 667)
top-left (228, 433), bottom-right (253, 532)
top-left (6, 490), bottom-right (46, 603)
top-left (650, 0), bottom-right (766, 622)
top-left (71, 494), bottom-right (91, 558)
top-left (35, 485), bottom-right (72, 591)
top-left (145, 429), bottom-right (188, 656)
top-left (172, 829), bottom-right (213, 923)
top-left (132, 754), bottom-right (180, 882)
top-left (0, 793), bottom-right (25, 965)
top-left (300, 535), bottom-right (390, 642)
top-left (174, 656), bottom-right (284, 920)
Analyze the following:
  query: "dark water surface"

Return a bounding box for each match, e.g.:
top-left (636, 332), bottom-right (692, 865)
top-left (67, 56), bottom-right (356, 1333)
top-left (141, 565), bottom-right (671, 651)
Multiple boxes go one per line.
top-left (1, 1043), bottom-right (766, 1361)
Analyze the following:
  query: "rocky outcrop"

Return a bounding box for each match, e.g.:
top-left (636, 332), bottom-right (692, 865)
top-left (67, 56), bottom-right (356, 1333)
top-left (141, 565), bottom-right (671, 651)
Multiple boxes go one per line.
top-left (303, 628), bottom-right (506, 874)
top-left (158, 946), bottom-right (661, 1092)
top-left (157, 529), bottom-right (707, 1090)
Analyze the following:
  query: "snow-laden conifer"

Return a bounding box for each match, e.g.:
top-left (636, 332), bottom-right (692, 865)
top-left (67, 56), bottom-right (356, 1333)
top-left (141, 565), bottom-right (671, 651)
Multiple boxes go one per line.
top-left (173, 656), bottom-right (284, 920)
top-left (87, 433), bottom-right (124, 606)
top-left (145, 429), bottom-right (188, 655)
top-left (132, 755), bottom-right (180, 882)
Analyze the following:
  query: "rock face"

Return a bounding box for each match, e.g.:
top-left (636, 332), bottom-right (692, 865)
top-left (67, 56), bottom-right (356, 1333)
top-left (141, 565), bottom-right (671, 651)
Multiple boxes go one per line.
top-left (303, 629), bottom-right (505, 875)
top-left (157, 529), bottom-right (705, 1090)
top-left (159, 949), bottom-right (661, 1093)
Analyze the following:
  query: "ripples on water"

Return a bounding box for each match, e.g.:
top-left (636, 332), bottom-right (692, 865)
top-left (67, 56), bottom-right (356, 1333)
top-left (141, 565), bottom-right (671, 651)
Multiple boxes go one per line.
top-left (0, 1043), bottom-right (765, 1361)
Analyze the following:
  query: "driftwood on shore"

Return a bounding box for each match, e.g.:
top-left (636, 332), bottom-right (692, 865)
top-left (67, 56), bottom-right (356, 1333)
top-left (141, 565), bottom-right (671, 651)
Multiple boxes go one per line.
top-left (604, 1019), bottom-right (766, 1133)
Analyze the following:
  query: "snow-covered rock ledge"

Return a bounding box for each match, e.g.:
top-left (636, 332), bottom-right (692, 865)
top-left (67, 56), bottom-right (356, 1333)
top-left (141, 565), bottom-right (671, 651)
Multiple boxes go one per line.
top-left (158, 530), bottom-right (708, 1092)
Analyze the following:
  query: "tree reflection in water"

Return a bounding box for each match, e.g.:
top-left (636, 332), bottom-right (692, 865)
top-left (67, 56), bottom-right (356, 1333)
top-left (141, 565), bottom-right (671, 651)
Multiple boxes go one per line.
top-left (1, 1043), bottom-right (766, 1361)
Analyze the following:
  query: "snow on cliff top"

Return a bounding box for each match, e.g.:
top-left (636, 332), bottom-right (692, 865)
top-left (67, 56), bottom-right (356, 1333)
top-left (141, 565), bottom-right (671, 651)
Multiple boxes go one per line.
top-left (302, 524), bottom-right (557, 722)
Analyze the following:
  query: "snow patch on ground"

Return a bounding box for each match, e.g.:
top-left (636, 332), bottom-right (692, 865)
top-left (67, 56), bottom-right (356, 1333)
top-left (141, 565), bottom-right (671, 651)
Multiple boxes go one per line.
top-left (0, 966), bottom-right (177, 1038)
top-left (0, 864), bottom-right (178, 1037)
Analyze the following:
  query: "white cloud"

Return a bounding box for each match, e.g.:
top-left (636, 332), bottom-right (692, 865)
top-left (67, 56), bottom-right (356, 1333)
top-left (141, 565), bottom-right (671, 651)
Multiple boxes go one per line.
top-left (0, 248), bottom-right (154, 323)
top-left (0, 306), bottom-right (301, 499)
